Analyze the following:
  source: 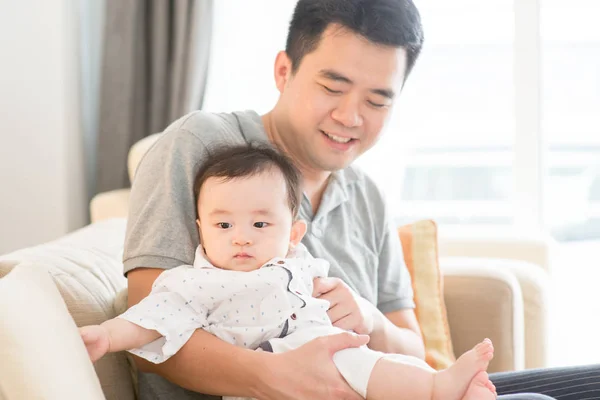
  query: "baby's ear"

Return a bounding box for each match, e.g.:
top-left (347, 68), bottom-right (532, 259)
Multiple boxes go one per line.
top-left (196, 219), bottom-right (203, 242)
top-left (289, 219), bottom-right (307, 247)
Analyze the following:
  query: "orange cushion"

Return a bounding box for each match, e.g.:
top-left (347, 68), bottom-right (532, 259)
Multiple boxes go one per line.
top-left (398, 220), bottom-right (455, 370)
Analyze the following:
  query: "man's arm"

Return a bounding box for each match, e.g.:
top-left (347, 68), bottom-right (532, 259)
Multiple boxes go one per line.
top-left (313, 278), bottom-right (425, 358)
top-left (127, 268), bottom-right (367, 399)
top-left (367, 307), bottom-right (426, 359)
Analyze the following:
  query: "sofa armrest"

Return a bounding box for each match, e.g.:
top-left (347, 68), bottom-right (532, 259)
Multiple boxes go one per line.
top-left (450, 257), bottom-right (551, 369)
top-left (0, 219), bottom-right (134, 400)
top-left (438, 227), bottom-right (553, 272)
top-left (90, 189), bottom-right (130, 223)
top-left (441, 258), bottom-right (525, 373)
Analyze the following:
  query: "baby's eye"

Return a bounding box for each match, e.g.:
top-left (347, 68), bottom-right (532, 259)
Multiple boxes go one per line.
top-left (253, 222), bottom-right (268, 228)
top-left (217, 222), bottom-right (231, 229)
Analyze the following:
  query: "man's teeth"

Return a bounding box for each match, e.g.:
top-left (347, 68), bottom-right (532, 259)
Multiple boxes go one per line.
top-left (324, 132), bottom-right (351, 143)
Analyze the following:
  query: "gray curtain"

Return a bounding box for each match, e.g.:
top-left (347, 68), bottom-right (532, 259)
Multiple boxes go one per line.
top-left (96, 0), bottom-right (213, 193)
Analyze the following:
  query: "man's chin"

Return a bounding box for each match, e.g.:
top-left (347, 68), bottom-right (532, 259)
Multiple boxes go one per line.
top-left (319, 158), bottom-right (355, 172)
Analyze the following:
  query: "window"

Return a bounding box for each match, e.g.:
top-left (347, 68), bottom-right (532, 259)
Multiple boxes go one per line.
top-left (541, 0), bottom-right (600, 241)
top-left (359, 0), bottom-right (600, 241)
top-left (358, 0), bottom-right (516, 226)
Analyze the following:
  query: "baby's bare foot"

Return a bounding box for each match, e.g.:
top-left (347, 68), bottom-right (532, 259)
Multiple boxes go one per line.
top-left (433, 339), bottom-right (494, 400)
top-left (457, 338), bottom-right (494, 373)
top-left (462, 371), bottom-right (497, 400)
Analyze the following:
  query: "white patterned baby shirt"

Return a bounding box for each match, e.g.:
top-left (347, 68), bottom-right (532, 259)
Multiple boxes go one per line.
top-left (118, 244), bottom-right (332, 363)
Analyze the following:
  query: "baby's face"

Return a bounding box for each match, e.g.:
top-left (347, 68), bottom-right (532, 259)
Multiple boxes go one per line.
top-left (197, 170), bottom-right (304, 271)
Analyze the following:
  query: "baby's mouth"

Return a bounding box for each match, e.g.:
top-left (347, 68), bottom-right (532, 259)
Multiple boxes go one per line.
top-left (234, 252), bottom-right (252, 259)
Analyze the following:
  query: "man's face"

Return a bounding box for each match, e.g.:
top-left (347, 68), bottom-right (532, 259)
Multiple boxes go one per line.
top-left (275, 24), bottom-right (408, 172)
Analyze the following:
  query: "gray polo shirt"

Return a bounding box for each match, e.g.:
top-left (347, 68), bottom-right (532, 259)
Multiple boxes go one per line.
top-left (123, 110), bottom-right (414, 313)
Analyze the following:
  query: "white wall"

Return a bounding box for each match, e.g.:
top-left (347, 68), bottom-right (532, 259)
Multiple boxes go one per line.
top-left (0, 0), bottom-right (86, 254)
top-left (203, 0), bottom-right (297, 114)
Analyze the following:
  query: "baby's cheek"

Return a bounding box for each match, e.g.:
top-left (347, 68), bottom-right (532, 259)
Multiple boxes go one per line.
top-left (203, 249), bottom-right (222, 267)
top-left (254, 255), bottom-right (272, 269)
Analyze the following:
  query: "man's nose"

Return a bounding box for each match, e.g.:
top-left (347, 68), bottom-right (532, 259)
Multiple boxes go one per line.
top-left (331, 95), bottom-right (363, 128)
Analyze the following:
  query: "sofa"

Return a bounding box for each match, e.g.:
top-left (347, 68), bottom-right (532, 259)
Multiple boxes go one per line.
top-left (0, 134), bottom-right (552, 400)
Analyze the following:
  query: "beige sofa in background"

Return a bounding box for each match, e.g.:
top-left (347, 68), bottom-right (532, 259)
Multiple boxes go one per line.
top-left (0, 134), bottom-right (552, 400)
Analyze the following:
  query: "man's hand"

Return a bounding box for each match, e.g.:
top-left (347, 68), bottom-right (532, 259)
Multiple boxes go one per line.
top-left (313, 277), bottom-right (375, 335)
top-left (254, 332), bottom-right (369, 400)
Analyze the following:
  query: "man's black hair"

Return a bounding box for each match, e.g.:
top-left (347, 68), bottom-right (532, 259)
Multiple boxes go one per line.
top-left (286, 0), bottom-right (424, 79)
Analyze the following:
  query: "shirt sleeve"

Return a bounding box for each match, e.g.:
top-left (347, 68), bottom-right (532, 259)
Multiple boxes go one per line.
top-left (123, 126), bottom-right (209, 275)
top-left (118, 269), bottom-right (209, 363)
top-left (361, 174), bottom-right (415, 314)
top-left (376, 216), bottom-right (416, 313)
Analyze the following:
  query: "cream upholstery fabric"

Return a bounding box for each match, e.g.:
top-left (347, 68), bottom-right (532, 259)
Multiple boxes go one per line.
top-left (0, 219), bottom-right (136, 400)
top-left (0, 265), bottom-right (106, 400)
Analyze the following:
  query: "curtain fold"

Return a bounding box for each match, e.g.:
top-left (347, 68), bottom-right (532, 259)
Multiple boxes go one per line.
top-left (96, 0), bottom-right (213, 194)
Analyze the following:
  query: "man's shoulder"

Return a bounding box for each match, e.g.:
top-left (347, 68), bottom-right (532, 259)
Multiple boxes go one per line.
top-left (165, 109), bottom-right (263, 145)
top-left (137, 109), bottom-right (267, 170)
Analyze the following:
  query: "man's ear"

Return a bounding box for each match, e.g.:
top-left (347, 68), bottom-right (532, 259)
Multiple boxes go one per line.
top-left (289, 219), bottom-right (308, 247)
top-left (274, 50), bottom-right (293, 94)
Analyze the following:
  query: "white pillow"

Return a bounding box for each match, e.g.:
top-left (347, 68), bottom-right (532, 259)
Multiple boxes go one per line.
top-left (0, 264), bottom-right (106, 400)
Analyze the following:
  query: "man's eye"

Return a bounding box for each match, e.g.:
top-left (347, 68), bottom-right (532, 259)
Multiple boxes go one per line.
top-left (253, 222), bottom-right (268, 228)
top-left (323, 85), bottom-right (342, 94)
top-left (218, 223), bottom-right (231, 229)
top-left (368, 100), bottom-right (387, 108)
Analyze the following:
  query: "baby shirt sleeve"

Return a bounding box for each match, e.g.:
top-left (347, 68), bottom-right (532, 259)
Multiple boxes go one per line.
top-left (118, 268), bottom-right (209, 363)
top-left (294, 258), bottom-right (330, 294)
top-left (306, 257), bottom-right (330, 279)
top-left (289, 244), bottom-right (330, 277)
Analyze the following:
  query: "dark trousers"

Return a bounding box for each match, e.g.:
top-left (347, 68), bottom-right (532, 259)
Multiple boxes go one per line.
top-left (138, 364), bottom-right (600, 399)
top-left (491, 364), bottom-right (600, 400)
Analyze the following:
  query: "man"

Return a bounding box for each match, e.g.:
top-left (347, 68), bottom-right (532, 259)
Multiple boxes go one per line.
top-left (123, 1), bottom-right (598, 399)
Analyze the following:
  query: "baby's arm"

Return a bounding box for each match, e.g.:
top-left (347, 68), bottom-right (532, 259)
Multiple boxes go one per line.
top-left (80, 317), bottom-right (161, 362)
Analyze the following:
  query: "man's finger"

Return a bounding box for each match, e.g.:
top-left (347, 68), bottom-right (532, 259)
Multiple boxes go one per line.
top-left (313, 277), bottom-right (339, 296)
top-left (331, 313), bottom-right (356, 332)
top-left (326, 303), bottom-right (350, 324)
top-left (317, 289), bottom-right (342, 306)
top-left (323, 332), bottom-right (369, 354)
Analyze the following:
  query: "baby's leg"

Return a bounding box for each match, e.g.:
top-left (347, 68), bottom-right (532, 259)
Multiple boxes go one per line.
top-left (366, 339), bottom-right (495, 400)
top-left (366, 355), bottom-right (436, 399)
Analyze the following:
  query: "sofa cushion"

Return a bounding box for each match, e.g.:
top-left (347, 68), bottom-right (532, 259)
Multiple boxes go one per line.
top-left (399, 220), bottom-right (456, 370)
top-left (0, 218), bottom-right (135, 400)
top-left (0, 265), bottom-right (106, 399)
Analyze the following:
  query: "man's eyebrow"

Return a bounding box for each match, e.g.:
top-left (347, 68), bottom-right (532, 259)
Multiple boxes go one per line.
top-left (371, 88), bottom-right (395, 100)
top-left (319, 68), bottom-right (353, 84)
top-left (318, 68), bottom-right (395, 99)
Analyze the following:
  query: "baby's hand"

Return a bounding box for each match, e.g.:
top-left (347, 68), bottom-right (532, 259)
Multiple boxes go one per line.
top-left (79, 325), bottom-right (111, 362)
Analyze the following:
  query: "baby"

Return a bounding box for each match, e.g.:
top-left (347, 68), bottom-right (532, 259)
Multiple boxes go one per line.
top-left (80, 144), bottom-right (497, 400)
